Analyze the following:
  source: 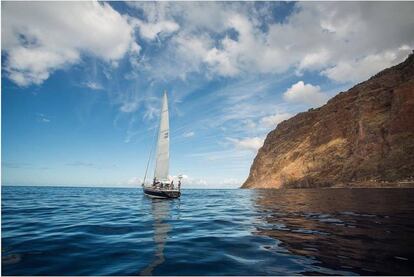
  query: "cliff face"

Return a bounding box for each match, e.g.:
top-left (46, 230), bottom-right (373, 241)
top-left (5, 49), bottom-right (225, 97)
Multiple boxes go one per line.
top-left (242, 53), bottom-right (414, 189)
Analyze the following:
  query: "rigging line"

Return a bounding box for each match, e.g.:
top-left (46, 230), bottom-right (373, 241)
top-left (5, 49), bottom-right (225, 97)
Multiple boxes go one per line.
top-left (142, 124), bottom-right (158, 186)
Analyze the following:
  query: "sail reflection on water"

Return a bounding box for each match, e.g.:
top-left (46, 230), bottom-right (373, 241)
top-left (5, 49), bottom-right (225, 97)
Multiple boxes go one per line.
top-left (140, 199), bottom-right (171, 276)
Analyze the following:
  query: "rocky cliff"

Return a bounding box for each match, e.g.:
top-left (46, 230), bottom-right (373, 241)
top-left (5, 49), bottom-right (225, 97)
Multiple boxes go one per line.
top-left (242, 53), bottom-right (414, 189)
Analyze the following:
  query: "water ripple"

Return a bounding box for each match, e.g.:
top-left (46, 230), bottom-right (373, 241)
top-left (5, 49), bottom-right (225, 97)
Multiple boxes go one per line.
top-left (2, 186), bottom-right (414, 275)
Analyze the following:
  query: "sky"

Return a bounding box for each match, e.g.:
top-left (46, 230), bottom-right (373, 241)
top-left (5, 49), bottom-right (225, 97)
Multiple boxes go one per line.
top-left (2, 1), bottom-right (414, 188)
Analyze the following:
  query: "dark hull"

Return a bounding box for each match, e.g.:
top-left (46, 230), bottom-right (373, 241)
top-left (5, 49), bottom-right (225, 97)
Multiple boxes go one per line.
top-left (143, 187), bottom-right (181, 199)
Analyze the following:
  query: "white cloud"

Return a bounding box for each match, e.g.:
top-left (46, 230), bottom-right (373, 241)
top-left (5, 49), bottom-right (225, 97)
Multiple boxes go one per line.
top-left (322, 47), bottom-right (412, 83)
top-left (115, 176), bottom-right (143, 187)
top-left (127, 176), bottom-right (142, 186)
top-left (201, 13), bottom-right (290, 77)
top-left (126, 2), bottom-right (234, 34)
top-left (130, 17), bottom-right (179, 41)
top-left (183, 131), bottom-right (195, 138)
top-left (228, 136), bottom-right (264, 152)
top-left (205, 47), bottom-right (239, 77)
top-left (2, 1), bottom-right (137, 86)
top-left (84, 81), bottom-right (103, 91)
top-left (171, 174), bottom-right (240, 189)
top-left (120, 102), bottom-right (141, 113)
top-left (242, 119), bottom-right (257, 130)
top-left (260, 113), bottom-right (292, 129)
top-left (115, 87), bottom-right (151, 115)
top-left (3, 2), bottom-right (414, 86)
top-left (147, 33), bottom-right (213, 80)
top-left (283, 81), bottom-right (328, 106)
top-left (219, 178), bottom-right (241, 188)
top-left (178, 175), bottom-right (207, 188)
top-left (298, 49), bottom-right (331, 71)
top-left (36, 113), bottom-right (51, 123)
top-left (127, 2), bottom-right (414, 82)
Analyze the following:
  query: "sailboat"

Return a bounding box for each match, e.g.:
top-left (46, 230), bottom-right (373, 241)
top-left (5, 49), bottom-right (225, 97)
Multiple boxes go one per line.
top-left (142, 91), bottom-right (181, 199)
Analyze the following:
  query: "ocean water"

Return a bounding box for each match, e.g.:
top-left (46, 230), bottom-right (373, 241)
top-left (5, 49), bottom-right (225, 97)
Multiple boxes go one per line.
top-left (2, 186), bottom-right (414, 276)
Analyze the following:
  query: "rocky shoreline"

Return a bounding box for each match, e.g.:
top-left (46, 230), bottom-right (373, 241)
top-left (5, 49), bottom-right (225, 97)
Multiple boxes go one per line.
top-left (245, 180), bottom-right (414, 189)
top-left (284, 180), bottom-right (414, 189)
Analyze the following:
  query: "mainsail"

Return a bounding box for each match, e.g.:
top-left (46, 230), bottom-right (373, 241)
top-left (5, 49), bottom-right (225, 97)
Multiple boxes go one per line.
top-left (154, 91), bottom-right (170, 182)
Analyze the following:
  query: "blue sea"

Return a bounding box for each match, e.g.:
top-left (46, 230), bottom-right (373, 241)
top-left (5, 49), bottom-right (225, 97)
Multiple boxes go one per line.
top-left (2, 186), bottom-right (414, 275)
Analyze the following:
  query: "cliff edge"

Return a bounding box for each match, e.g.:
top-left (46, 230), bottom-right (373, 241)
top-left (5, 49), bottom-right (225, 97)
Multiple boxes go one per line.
top-left (242, 53), bottom-right (414, 189)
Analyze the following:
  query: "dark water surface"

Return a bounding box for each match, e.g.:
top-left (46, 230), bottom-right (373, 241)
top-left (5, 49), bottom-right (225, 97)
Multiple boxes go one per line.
top-left (2, 186), bottom-right (414, 275)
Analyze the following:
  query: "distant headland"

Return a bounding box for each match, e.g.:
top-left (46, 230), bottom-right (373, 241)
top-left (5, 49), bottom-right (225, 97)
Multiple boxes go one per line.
top-left (242, 52), bottom-right (414, 189)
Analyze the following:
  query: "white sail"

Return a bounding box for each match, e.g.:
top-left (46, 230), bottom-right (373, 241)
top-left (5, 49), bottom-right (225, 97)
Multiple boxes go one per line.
top-left (154, 91), bottom-right (169, 182)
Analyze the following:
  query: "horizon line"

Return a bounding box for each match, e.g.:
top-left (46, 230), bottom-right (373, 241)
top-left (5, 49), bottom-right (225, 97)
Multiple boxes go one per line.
top-left (1, 184), bottom-right (240, 189)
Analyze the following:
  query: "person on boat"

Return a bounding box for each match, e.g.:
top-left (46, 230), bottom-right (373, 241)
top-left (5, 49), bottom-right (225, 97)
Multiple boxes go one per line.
top-left (153, 177), bottom-right (161, 189)
top-left (178, 180), bottom-right (181, 190)
top-left (171, 180), bottom-right (174, 189)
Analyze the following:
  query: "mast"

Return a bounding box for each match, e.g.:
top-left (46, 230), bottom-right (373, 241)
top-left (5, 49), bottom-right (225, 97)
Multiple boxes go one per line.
top-left (154, 91), bottom-right (170, 182)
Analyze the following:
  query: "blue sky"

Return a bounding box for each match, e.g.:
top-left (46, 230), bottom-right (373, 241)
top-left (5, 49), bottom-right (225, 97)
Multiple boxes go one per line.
top-left (2, 1), bottom-right (414, 188)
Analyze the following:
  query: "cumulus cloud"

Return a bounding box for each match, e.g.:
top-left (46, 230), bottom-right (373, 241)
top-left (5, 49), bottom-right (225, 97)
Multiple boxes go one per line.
top-left (219, 178), bottom-right (241, 188)
top-left (127, 176), bottom-right (142, 186)
top-left (177, 175), bottom-right (207, 187)
top-left (171, 174), bottom-right (239, 188)
top-left (298, 49), bottom-right (331, 71)
top-left (2, 1), bottom-right (137, 86)
top-left (260, 113), bottom-right (292, 129)
top-left (3, 2), bottom-right (414, 86)
top-left (205, 47), bottom-right (240, 77)
top-left (129, 15), bottom-right (179, 41)
top-left (127, 2), bottom-right (235, 34)
top-left (128, 2), bottom-right (414, 82)
top-left (228, 137), bottom-right (264, 152)
top-left (283, 81), bottom-right (328, 106)
top-left (322, 47), bottom-right (412, 83)
top-left (142, 32), bottom-right (213, 80)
